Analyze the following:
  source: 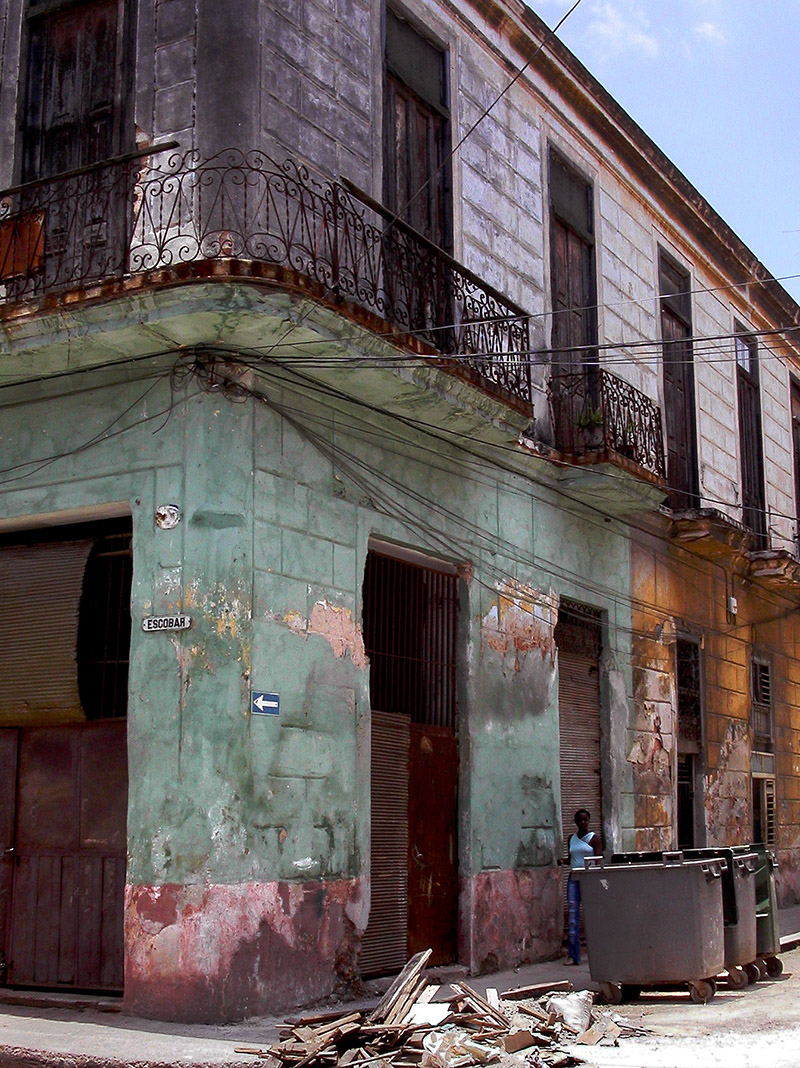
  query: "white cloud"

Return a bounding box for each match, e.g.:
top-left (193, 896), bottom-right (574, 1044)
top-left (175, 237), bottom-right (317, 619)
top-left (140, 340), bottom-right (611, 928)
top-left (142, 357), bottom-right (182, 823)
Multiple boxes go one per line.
top-left (692, 20), bottom-right (726, 45)
top-left (584, 1), bottom-right (660, 61)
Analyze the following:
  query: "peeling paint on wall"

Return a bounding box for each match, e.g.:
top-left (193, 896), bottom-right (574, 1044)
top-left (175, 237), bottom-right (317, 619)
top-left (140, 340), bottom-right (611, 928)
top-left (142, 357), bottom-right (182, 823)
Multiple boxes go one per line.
top-left (462, 868), bottom-right (562, 974)
top-left (270, 599), bottom-right (367, 669)
top-left (704, 720), bottom-right (750, 843)
top-left (125, 877), bottom-right (368, 1022)
top-left (481, 581), bottom-right (558, 667)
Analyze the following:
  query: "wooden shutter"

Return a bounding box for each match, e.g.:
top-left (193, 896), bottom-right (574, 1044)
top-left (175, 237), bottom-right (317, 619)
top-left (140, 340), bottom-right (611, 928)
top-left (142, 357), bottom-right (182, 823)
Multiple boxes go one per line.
top-left (737, 334), bottom-right (767, 546)
top-left (662, 307), bottom-right (699, 511)
top-left (22, 0), bottom-right (121, 182)
top-left (549, 154), bottom-right (596, 372)
top-left (360, 711), bottom-right (410, 977)
top-left (558, 649), bottom-right (602, 842)
top-left (384, 9), bottom-right (451, 252)
top-left (0, 541), bottom-right (92, 725)
top-left (764, 779), bottom-right (776, 847)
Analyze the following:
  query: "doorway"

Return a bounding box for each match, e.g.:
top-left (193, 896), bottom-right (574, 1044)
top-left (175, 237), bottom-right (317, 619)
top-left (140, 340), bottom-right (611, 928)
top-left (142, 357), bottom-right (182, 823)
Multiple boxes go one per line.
top-left (0, 521), bottom-right (131, 989)
top-left (360, 546), bottom-right (459, 975)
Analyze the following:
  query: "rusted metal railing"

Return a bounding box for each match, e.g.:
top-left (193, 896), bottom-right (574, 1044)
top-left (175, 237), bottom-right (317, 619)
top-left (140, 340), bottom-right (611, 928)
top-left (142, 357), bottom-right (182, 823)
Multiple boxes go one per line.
top-left (0, 148), bottom-right (532, 406)
top-left (548, 367), bottom-right (665, 478)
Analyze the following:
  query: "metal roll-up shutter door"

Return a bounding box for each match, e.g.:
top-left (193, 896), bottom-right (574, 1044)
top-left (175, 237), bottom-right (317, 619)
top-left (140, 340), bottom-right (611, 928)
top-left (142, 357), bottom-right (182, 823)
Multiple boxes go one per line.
top-left (558, 649), bottom-right (602, 841)
top-left (0, 540), bottom-right (92, 724)
top-left (360, 710), bottom-right (409, 977)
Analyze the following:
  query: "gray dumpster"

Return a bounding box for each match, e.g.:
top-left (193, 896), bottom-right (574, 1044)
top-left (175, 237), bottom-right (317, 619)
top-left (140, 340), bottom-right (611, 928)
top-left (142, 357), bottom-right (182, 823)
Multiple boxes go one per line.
top-left (575, 853), bottom-right (725, 1003)
top-left (611, 847), bottom-right (757, 987)
top-left (722, 852), bottom-right (757, 985)
top-left (749, 844), bottom-right (782, 976)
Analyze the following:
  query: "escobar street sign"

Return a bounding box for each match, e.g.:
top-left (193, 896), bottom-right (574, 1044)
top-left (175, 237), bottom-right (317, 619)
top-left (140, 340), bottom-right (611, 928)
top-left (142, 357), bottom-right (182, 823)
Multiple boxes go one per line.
top-left (141, 614), bottom-right (192, 633)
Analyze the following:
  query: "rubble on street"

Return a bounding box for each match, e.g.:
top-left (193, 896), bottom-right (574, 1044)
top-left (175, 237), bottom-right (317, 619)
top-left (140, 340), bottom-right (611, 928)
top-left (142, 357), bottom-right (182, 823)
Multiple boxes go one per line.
top-left (234, 951), bottom-right (651, 1068)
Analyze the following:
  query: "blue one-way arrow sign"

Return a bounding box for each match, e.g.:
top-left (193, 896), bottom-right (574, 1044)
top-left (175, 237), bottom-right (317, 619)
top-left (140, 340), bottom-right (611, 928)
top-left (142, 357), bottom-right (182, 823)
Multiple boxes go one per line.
top-left (251, 691), bottom-right (280, 716)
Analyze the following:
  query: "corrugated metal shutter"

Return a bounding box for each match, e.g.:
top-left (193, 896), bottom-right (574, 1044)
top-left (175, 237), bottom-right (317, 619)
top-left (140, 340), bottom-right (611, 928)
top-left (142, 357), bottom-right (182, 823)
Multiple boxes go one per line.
top-left (360, 710), bottom-right (409, 978)
top-left (558, 649), bottom-right (602, 843)
top-left (0, 540), bottom-right (92, 723)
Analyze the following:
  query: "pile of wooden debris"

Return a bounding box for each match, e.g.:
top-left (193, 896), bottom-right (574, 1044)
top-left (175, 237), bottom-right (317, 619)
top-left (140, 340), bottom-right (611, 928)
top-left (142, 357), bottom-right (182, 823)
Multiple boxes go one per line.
top-left (235, 951), bottom-right (650, 1068)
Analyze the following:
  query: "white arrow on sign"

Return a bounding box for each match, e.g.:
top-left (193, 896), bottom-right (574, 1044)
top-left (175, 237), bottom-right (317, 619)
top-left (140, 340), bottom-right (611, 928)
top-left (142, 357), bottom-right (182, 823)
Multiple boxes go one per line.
top-left (253, 694), bottom-right (279, 713)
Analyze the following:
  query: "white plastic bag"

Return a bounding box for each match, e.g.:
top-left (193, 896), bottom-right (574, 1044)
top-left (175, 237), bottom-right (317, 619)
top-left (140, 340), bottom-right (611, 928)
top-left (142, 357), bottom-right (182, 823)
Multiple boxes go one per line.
top-left (545, 990), bottom-right (593, 1034)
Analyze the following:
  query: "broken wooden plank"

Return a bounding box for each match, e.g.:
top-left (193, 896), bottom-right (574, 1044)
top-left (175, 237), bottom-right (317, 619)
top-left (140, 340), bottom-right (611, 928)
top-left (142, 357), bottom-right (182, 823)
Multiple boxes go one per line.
top-left (369, 950), bottom-right (432, 1024)
top-left (499, 980), bottom-right (573, 1000)
top-left (415, 984), bottom-right (440, 1005)
top-left (502, 1031), bottom-right (550, 1053)
top-left (451, 982), bottom-right (508, 1026)
top-left (517, 1004), bottom-right (550, 1024)
top-left (388, 978), bottom-right (429, 1027)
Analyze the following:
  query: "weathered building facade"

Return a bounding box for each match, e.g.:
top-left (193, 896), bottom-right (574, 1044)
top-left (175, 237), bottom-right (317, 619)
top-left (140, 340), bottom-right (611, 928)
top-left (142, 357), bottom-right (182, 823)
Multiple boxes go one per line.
top-left (0, 0), bottom-right (799, 1023)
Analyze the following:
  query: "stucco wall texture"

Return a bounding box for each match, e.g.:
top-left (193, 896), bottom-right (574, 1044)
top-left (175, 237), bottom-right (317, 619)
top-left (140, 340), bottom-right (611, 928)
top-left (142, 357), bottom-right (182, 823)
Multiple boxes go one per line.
top-left (630, 536), bottom-right (800, 901)
top-left (0, 358), bottom-right (632, 1020)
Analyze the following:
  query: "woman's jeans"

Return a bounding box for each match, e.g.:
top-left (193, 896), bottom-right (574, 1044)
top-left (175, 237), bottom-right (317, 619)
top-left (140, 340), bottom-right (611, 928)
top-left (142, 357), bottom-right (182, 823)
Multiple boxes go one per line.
top-left (567, 875), bottom-right (581, 963)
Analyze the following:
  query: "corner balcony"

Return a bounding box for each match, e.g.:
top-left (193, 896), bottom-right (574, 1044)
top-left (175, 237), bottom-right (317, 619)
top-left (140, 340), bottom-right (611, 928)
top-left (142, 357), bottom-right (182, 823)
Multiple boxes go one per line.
top-left (0, 146), bottom-right (532, 435)
top-left (546, 368), bottom-right (667, 513)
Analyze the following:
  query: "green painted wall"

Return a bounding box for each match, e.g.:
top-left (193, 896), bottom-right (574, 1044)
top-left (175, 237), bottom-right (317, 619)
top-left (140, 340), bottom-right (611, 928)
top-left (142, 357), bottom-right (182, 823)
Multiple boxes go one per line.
top-left (0, 346), bottom-right (635, 892)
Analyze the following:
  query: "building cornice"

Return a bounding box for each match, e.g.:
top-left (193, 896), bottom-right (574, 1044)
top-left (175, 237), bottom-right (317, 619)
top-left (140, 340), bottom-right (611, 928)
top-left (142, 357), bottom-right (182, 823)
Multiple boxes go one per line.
top-left (460, 0), bottom-right (800, 333)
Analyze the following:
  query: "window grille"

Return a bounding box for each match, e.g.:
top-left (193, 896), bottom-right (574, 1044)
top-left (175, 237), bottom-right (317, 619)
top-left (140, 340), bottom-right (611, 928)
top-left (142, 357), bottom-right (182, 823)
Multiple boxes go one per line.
top-left (676, 639), bottom-right (702, 747)
top-left (765, 779), bottom-right (776, 846)
top-left (363, 550), bottom-right (458, 728)
top-left (751, 658), bottom-right (773, 748)
top-left (77, 527), bottom-right (133, 720)
top-left (753, 776), bottom-right (776, 847)
top-left (554, 599), bottom-right (602, 659)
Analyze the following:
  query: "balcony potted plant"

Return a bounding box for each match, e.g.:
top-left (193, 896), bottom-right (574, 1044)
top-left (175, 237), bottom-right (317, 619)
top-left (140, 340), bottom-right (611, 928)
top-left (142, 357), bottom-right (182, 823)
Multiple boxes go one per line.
top-left (618, 419), bottom-right (639, 462)
top-left (575, 406), bottom-right (605, 451)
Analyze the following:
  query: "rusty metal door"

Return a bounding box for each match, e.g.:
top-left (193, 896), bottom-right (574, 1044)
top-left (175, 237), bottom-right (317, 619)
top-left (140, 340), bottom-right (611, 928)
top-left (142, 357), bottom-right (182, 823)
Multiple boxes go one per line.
top-left (407, 723), bottom-right (458, 963)
top-left (362, 548), bottom-right (459, 974)
top-left (0, 731), bottom-right (17, 981)
top-left (8, 721), bottom-right (127, 990)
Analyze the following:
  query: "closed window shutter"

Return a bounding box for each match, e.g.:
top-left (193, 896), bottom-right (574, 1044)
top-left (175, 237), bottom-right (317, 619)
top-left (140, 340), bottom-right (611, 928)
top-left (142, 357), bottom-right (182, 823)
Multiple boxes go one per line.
top-left (558, 649), bottom-right (602, 843)
top-left (360, 710), bottom-right (410, 977)
top-left (0, 540), bottom-right (92, 723)
top-left (764, 779), bottom-right (776, 847)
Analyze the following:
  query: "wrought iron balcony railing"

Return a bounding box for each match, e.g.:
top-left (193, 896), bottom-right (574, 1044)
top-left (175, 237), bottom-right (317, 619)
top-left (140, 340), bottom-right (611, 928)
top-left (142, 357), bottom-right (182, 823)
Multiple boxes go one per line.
top-left (548, 367), bottom-right (665, 479)
top-left (0, 147), bottom-right (531, 407)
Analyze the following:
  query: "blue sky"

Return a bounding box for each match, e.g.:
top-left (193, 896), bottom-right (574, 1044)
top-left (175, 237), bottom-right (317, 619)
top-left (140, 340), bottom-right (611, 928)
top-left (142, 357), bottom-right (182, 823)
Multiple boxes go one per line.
top-left (534, 0), bottom-right (800, 304)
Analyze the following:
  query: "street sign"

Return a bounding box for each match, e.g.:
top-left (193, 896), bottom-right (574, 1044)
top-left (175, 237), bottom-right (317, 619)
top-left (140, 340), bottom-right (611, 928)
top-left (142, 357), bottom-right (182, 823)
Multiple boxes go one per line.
top-left (141, 614), bottom-right (192, 633)
top-left (251, 691), bottom-right (280, 716)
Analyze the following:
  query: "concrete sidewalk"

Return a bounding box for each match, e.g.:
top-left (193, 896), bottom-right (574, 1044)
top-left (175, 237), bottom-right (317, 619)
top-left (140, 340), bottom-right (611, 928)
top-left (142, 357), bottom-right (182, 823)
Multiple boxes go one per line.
top-left (2, 905), bottom-right (800, 1068)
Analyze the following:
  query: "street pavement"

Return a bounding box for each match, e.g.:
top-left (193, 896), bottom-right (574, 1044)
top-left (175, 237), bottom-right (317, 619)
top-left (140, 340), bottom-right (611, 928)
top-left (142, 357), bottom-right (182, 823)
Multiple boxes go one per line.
top-left (2, 905), bottom-right (800, 1068)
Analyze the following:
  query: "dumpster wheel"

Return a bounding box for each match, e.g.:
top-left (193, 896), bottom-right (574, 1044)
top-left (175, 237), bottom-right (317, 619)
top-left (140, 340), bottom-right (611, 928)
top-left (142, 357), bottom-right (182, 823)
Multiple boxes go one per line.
top-left (689, 979), bottom-right (716, 1004)
top-left (727, 966), bottom-right (748, 989)
top-left (744, 961), bottom-right (761, 984)
top-left (764, 956), bottom-right (784, 978)
top-left (599, 982), bottom-right (623, 1005)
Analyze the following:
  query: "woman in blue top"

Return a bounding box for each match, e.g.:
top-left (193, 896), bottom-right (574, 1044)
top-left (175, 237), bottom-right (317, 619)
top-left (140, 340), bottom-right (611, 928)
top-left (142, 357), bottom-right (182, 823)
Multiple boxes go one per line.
top-left (565, 808), bottom-right (600, 965)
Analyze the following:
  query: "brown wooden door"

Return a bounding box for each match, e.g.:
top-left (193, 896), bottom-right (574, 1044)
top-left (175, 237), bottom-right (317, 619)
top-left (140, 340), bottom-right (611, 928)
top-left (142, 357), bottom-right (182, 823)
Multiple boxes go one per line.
top-left (407, 724), bottom-right (458, 964)
top-left (0, 731), bottom-right (17, 982)
top-left (383, 73), bottom-right (450, 252)
top-left (737, 362), bottom-right (766, 546)
top-left (551, 218), bottom-right (596, 372)
top-left (23, 0), bottom-right (122, 182)
top-left (8, 721), bottom-right (127, 990)
top-left (662, 306), bottom-right (699, 511)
